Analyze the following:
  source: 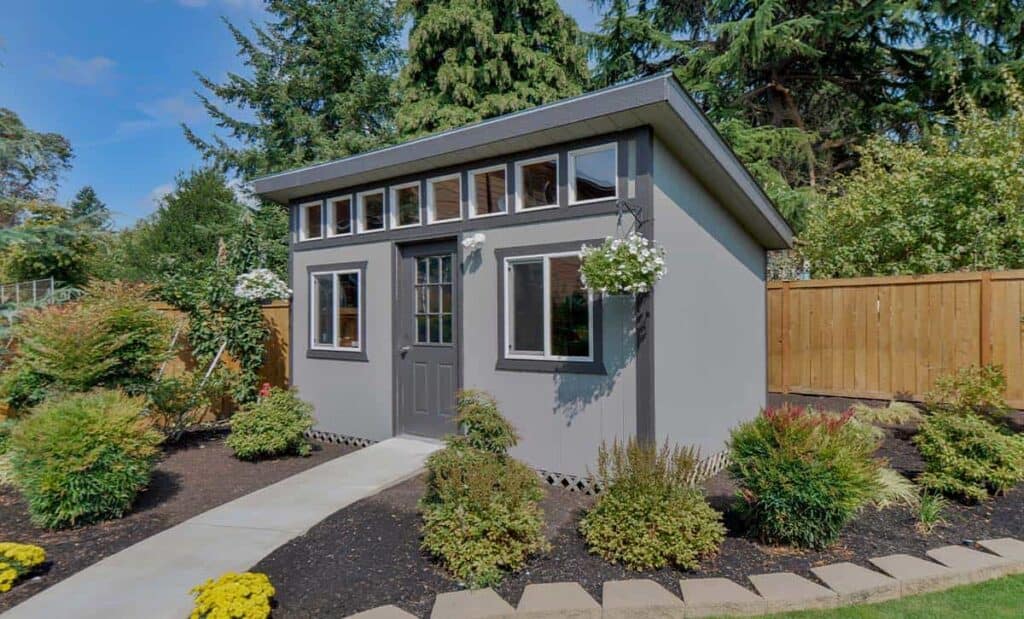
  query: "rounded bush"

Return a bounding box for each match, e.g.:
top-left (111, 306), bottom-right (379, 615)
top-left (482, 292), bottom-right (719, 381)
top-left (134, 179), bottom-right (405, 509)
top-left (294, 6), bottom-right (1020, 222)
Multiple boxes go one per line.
top-left (420, 444), bottom-right (548, 587)
top-left (226, 387), bottom-right (314, 460)
top-left (728, 406), bottom-right (882, 549)
top-left (189, 571), bottom-right (274, 619)
top-left (453, 389), bottom-right (518, 455)
top-left (580, 439), bottom-right (724, 571)
top-left (11, 389), bottom-right (163, 529)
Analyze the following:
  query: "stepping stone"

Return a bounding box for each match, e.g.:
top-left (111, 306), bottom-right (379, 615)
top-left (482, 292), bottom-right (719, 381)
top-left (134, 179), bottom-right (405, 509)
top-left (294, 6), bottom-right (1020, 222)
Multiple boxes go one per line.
top-left (431, 588), bottom-right (515, 619)
top-left (516, 582), bottom-right (601, 619)
top-left (602, 579), bottom-right (684, 619)
top-left (978, 538), bottom-right (1024, 563)
top-left (870, 554), bottom-right (969, 596)
top-left (926, 545), bottom-right (1021, 582)
top-left (679, 578), bottom-right (767, 617)
top-left (346, 606), bottom-right (417, 619)
top-left (811, 562), bottom-right (900, 604)
top-left (748, 572), bottom-right (839, 613)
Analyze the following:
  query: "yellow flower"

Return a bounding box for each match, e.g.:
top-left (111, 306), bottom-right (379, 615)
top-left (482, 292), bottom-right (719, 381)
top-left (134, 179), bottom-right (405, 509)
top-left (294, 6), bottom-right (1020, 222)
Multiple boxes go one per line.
top-left (0, 543), bottom-right (46, 594)
top-left (189, 572), bottom-right (274, 619)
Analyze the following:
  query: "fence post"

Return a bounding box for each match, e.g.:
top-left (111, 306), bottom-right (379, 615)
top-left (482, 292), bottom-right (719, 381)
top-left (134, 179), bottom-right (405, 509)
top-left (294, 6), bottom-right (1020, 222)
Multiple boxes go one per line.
top-left (980, 271), bottom-right (992, 366)
top-left (780, 281), bottom-right (791, 394)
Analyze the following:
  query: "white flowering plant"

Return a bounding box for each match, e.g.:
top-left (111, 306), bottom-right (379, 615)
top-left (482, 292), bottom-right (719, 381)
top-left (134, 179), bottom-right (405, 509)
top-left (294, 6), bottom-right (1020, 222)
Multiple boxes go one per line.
top-left (234, 269), bottom-right (292, 301)
top-left (580, 233), bottom-right (667, 295)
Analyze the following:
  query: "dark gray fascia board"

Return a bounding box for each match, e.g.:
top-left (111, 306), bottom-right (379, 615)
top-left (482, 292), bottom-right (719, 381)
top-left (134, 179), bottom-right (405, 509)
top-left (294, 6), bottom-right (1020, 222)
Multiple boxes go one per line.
top-left (252, 72), bottom-right (794, 249)
top-left (252, 73), bottom-right (670, 201)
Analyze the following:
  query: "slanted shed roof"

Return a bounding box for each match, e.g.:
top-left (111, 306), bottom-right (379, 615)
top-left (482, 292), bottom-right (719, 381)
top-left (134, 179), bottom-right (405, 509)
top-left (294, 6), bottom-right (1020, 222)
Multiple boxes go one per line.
top-left (251, 73), bottom-right (794, 249)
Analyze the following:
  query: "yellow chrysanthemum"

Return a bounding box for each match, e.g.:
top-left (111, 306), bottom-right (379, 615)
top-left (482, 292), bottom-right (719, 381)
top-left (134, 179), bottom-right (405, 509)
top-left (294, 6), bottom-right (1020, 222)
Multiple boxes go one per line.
top-left (189, 572), bottom-right (274, 619)
top-left (0, 543), bottom-right (46, 594)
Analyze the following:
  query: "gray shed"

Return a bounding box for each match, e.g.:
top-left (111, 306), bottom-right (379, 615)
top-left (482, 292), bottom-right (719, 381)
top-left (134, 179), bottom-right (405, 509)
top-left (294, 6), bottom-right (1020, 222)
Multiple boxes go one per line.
top-left (252, 73), bottom-right (793, 478)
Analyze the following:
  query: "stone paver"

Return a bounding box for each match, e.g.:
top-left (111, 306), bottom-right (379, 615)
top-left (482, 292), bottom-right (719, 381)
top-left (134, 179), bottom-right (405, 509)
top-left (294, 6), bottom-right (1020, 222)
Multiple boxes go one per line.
top-left (748, 572), bottom-right (838, 613)
top-left (811, 562), bottom-right (900, 604)
top-left (516, 582), bottom-right (601, 619)
top-left (978, 538), bottom-right (1024, 563)
top-left (347, 605), bottom-right (418, 619)
top-left (926, 545), bottom-right (1022, 582)
top-left (602, 579), bottom-right (684, 619)
top-left (0, 437), bottom-right (440, 619)
top-left (430, 588), bottom-right (514, 619)
top-left (679, 578), bottom-right (767, 617)
top-left (869, 554), bottom-right (969, 596)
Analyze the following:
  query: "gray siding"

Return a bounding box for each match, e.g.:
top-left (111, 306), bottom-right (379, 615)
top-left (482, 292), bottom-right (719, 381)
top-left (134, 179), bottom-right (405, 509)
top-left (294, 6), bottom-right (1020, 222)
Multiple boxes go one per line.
top-left (652, 138), bottom-right (767, 455)
top-left (462, 216), bottom-right (637, 474)
top-left (291, 242), bottom-right (394, 441)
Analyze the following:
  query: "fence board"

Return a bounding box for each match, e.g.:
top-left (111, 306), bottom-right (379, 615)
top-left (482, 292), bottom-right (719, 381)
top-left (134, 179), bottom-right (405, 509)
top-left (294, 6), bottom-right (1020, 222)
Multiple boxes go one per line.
top-left (768, 270), bottom-right (1024, 408)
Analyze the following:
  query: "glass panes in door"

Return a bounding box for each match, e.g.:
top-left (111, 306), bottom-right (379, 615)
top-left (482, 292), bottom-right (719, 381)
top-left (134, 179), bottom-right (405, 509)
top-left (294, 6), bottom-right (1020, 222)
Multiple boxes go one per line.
top-left (415, 255), bottom-right (453, 344)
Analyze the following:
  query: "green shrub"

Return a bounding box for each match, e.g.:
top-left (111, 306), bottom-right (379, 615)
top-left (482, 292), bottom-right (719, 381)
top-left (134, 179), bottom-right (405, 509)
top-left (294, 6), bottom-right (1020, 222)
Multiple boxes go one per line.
top-left (579, 439), bottom-right (724, 570)
top-left (914, 411), bottom-right (1024, 502)
top-left (0, 419), bottom-right (14, 455)
top-left (453, 389), bottom-right (517, 454)
top-left (146, 368), bottom-right (234, 442)
top-left (851, 401), bottom-right (923, 426)
top-left (420, 392), bottom-right (548, 587)
top-left (226, 387), bottom-right (314, 460)
top-left (925, 364), bottom-right (1010, 420)
top-left (729, 405), bottom-right (882, 549)
top-left (0, 283), bottom-right (171, 412)
top-left (11, 389), bottom-right (163, 528)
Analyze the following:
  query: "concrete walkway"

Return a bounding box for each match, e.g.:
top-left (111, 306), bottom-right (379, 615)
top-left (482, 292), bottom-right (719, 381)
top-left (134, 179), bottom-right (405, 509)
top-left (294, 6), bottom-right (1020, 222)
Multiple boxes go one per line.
top-left (1, 436), bottom-right (439, 619)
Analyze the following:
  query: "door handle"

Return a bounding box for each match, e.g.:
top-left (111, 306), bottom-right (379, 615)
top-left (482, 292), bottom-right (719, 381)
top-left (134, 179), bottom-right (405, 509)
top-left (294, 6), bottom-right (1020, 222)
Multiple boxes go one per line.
top-left (399, 345), bottom-right (411, 355)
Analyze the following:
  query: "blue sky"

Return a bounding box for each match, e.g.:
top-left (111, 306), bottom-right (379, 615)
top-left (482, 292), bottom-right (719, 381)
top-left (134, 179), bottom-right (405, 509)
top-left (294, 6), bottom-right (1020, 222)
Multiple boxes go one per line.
top-left (1, 1), bottom-right (600, 228)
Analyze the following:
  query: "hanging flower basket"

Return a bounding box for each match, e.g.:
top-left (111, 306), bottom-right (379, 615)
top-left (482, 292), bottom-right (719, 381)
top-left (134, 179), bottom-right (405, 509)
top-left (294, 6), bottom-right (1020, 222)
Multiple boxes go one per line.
top-left (580, 233), bottom-right (667, 296)
top-left (234, 269), bottom-right (292, 303)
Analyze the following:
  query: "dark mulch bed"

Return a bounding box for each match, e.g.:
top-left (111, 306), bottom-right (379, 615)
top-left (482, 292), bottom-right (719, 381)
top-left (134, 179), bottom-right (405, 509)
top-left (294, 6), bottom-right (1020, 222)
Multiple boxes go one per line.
top-left (256, 431), bottom-right (1024, 619)
top-left (0, 431), bottom-right (353, 612)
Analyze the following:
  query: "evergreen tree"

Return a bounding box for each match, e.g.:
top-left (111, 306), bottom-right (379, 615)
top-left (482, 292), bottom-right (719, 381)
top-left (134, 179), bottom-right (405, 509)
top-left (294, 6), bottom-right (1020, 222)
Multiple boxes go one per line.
top-left (185, 0), bottom-right (402, 178)
top-left (68, 185), bottom-right (110, 229)
top-left (120, 168), bottom-right (243, 282)
top-left (396, 0), bottom-right (590, 137)
top-left (0, 108), bottom-right (73, 227)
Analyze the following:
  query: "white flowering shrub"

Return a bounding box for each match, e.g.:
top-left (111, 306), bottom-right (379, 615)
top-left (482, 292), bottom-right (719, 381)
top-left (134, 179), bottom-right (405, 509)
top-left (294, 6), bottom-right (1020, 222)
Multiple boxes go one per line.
top-left (234, 269), bottom-right (292, 301)
top-left (580, 233), bottom-right (667, 295)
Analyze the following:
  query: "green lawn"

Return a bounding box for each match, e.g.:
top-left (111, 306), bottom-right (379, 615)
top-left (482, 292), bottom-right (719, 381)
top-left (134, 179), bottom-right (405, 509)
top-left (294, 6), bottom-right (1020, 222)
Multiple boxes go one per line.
top-left (765, 575), bottom-right (1024, 618)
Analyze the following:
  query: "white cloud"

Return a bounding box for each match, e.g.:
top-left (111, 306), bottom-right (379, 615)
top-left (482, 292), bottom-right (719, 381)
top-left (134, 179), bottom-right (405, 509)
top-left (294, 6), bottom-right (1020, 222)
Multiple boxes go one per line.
top-left (116, 94), bottom-right (206, 137)
top-left (51, 54), bottom-right (115, 86)
top-left (145, 183), bottom-right (174, 212)
top-left (227, 176), bottom-right (260, 209)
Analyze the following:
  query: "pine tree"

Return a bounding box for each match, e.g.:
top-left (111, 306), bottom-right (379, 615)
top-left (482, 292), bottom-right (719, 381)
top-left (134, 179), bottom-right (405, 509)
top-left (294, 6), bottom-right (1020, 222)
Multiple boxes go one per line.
top-left (395, 0), bottom-right (590, 137)
top-left (184, 0), bottom-right (402, 178)
top-left (68, 186), bottom-right (110, 229)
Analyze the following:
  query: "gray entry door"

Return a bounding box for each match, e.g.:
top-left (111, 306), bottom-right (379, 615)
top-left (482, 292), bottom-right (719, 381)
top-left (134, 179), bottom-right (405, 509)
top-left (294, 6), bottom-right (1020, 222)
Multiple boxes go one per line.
top-left (396, 240), bottom-right (459, 438)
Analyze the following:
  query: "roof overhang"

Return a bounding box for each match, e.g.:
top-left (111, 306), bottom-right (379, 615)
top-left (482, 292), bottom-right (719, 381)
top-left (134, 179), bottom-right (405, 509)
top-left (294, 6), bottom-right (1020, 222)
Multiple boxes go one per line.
top-left (251, 73), bottom-right (794, 249)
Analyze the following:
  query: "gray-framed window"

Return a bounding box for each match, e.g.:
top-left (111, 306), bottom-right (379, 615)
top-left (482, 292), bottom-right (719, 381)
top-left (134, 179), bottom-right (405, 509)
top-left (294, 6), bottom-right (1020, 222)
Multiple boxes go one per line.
top-left (496, 241), bottom-right (605, 374)
top-left (427, 174), bottom-right (462, 223)
top-left (568, 143), bottom-right (618, 204)
top-left (308, 262), bottom-right (368, 361)
top-left (414, 254), bottom-right (454, 344)
top-left (299, 200), bottom-right (323, 241)
top-left (390, 181), bottom-right (421, 229)
top-left (468, 164), bottom-right (507, 218)
top-left (357, 189), bottom-right (386, 233)
top-left (328, 196), bottom-right (353, 236)
top-left (515, 154), bottom-right (559, 211)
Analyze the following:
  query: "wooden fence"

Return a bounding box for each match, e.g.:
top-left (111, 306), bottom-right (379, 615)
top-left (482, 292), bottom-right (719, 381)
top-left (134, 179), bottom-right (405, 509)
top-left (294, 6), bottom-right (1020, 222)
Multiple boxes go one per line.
top-left (768, 270), bottom-right (1024, 408)
top-left (153, 301), bottom-right (290, 389)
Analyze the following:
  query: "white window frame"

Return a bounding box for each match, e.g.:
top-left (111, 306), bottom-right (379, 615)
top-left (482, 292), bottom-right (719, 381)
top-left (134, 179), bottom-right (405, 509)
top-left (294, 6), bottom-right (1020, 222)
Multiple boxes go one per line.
top-left (389, 181), bottom-right (422, 229)
top-left (356, 188), bottom-right (387, 234)
top-left (568, 142), bottom-right (619, 205)
top-left (468, 164), bottom-right (509, 219)
top-left (298, 200), bottom-right (324, 241)
top-left (426, 173), bottom-right (463, 224)
top-left (515, 154), bottom-right (560, 213)
top-left (326, 195), bottom-right (354, 238)
top-left (503, 251), bottom-right (594, 362)
top-left (309, 268), bottom-right (362, 353)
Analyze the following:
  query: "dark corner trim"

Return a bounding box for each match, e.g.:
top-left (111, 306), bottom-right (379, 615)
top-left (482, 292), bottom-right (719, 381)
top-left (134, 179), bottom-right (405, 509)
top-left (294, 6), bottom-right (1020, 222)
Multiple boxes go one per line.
top-left (494, 239), bottom-right (606, 376)
top-left (304, 261), bottom-right (369, 362)
top-left (635, 126), bottom-right (656, 442)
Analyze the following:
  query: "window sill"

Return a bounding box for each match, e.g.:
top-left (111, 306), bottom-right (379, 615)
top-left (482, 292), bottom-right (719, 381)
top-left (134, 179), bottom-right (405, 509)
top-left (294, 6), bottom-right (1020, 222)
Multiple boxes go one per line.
top-left (495, 357), bottom-right (606, 375)
top-left (307, 348), bottom-right (369, 362)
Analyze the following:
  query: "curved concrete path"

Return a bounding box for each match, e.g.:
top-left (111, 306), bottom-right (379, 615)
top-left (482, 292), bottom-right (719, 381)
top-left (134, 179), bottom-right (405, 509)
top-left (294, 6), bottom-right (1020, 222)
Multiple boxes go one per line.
top-left (1, 436), bottom-right (440, 619)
